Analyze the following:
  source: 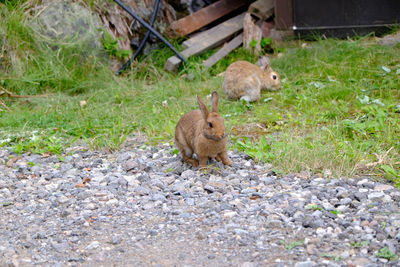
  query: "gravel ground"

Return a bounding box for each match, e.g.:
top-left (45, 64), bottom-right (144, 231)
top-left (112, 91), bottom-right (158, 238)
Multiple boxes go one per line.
top-left (0, 135), bottom-right (399, 266)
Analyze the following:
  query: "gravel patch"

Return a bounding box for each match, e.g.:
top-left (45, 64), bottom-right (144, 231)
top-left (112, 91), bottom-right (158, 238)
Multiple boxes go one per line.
top-left (0, 136), bottom-right (399, 266)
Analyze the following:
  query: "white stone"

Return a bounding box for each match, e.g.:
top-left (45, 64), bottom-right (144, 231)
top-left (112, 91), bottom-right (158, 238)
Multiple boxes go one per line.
top-left (368, 191), bottom-right (385, 200)
top-left (222, 211), bottom-right (237, 218)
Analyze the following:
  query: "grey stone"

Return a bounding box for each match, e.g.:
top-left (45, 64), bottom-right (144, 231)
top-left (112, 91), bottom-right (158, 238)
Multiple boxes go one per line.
top-left (181, 169), bottom-right (195, 179)
top-left (124, 160), bottom-right (138, 171)
top-left (117, 152), bottom-right (131, 163)
top-left (151, 193), bottom-right (166, 202)
top-left (135, 186), bottom-right (150, 195)
top-left (111, 236), bottom-right (122, 245)
top-left (295, 261), bottom-right (316, 267)
top-left (302, 215), bottom-right (324, 228)
top-left (368, 192), bottom-right (385, 200)
top-left (85, 241), bottom-right (100, 250)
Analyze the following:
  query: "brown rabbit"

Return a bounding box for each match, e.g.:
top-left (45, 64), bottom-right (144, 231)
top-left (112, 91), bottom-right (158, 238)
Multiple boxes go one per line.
top-left (175, 91), bottom-right (231, 167)
top-left (223, 56), bottom-right (280, 102)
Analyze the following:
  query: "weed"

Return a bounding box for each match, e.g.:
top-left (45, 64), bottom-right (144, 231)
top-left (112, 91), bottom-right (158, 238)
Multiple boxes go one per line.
top-left (306, 204), bottom-right (323, 211)
top-left (376, 247), bottom-right (398, 261)
top-left (233, 136), bottom-right (275, 162)
top-left (380, 165), bottom-right (400, 187)
top-left (321, 253), bottom-right (344, 261)
top-left (283, 240), bottom-right (304, 250)
top-left (329, 210), bottom-right (340, 216)
top-left (351, 241), bottom-right (370, 248)
top-left (170, 148), bottom-right (180, 155)
top-left (101, 30), bottom-right (130, 60)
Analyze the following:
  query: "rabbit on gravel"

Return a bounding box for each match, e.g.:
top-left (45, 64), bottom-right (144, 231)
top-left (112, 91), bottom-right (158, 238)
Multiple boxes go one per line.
top-left (175, 91), bottom-right (231, 168)
top-left (223, 56), bottom-right (280, 102)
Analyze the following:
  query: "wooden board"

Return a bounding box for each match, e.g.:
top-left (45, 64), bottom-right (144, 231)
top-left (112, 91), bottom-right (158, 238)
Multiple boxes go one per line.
top-left (166, 0), bottom-right (254, 38)
top-left (248, 0), bottom-right (274, 20)
top-left (203, 33), bottom-right (243, 68)
top-left (165, 13), bottom-right (246, 72)
top-left (182, 12), bottom-right (246, 49)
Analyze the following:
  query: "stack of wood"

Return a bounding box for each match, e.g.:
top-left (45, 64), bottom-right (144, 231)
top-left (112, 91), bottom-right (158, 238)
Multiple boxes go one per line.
top-left (164, 0), bottom-right (283, 72)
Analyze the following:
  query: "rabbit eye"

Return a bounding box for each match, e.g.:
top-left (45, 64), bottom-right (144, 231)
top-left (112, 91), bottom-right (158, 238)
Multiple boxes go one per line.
top-left (208, 122), bottom-right (213, 128)
top-left (272, 75), bottom-right (277, 80)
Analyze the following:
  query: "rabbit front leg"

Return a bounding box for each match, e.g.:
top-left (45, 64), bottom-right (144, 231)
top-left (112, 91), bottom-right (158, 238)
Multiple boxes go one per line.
top-left (198, 155), bottom-right (208, 167)
top-left (183, 154), bottom-right (199, 167)
top-left (217, 151), bottom-right (232, 166)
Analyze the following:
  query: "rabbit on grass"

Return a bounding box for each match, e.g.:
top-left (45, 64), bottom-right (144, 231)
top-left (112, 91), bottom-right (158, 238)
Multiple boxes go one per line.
top-left (223, 56), bottom-right (280, 102)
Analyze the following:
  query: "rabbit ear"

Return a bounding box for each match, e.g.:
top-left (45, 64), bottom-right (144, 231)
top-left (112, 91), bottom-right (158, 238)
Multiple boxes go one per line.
top-left (211, 91), bottom-right (219, 113)
top-left (197, 95), bottom-right (209, 119)
top-left (258, 56), bottom-right (270, 71)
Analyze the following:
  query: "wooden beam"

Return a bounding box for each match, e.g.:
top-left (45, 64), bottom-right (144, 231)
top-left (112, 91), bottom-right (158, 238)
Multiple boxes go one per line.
top-left (203, 33), bottom-right (243, 68)
top-left (182, 12), bottom-right (245, 49)
top-left (166, 0), bottom-right (254, 38)
top-left (248, 0), bottom-right (275, 20)
top-left (165, 13), bottom-right (246, 72)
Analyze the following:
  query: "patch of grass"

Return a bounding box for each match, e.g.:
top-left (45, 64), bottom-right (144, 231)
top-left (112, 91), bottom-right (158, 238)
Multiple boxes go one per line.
top-left (283, 240), bottom-right (304, 250)
top-left (101, 30), bottom-right (130, 60)
top-left (321, 253), bottom-right (344, 261)
top-left (1, 132), bottom-right (65, 155)
top-left (1, 3), bottom-right (399, 181)
top-left (376, 247), bottom-right (398, 261)
top-left (351, 241), bottom-right (370, 248)
top-left (329, 210), bottom-right (340, 216)
top-left (230, 37), bottom-right (400, 180)
top-left (306, 204), bottom-right (323, 211)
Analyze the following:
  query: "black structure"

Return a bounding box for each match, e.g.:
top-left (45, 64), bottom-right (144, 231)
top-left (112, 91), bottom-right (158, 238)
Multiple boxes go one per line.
top-left (113, 0), bottom-right (187, 75)
top-left (292, 0), bottom-right (400, 37)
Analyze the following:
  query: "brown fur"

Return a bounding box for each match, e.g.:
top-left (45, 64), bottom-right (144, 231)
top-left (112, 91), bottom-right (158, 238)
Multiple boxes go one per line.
top-left (175, 92), bottom-right (231, 167)
top-left (223, 57), bottom-right (280, 102)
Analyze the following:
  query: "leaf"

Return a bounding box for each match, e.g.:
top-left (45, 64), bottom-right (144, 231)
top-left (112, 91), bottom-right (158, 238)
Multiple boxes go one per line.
top-left (250, 39), bottom-right (258, 48)
top-left (75, 183), bottom-right (85, 188)
top-left (357, 95), bottom-right (370, 104)
top-left (311, 82), bottom-right (326, 89)
top-left (80, 100), bottom-right (87, 108)
top-left (371, 99), bottom-right (385, 106)
top-left (2, 202), bottom-right (14, 207)
top-left (396, 69), bottom-right (400, 75)
top-left (260, 37), bottom-right (272, 48)
top-left (250, 195), bottom-right (261, 200)
top-left (381, 66), bottom-right (391, 73)
top-left (376, 247), bottom-right (398, 261)
top-left (327, 76), bottom-right (337, 82)
top-left (381, 165), bottom-right (399, 178)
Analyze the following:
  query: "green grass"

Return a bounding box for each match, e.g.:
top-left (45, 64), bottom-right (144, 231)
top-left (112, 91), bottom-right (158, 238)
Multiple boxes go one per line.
top-left (283, 240), bottom-right (304, 250)
top-left (376, 247), bottom-right (398, 261)
top-left (1, 2), bottom-right (400, 183)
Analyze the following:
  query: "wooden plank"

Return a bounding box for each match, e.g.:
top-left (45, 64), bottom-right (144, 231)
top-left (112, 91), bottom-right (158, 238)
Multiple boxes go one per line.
top-left (203, 33), bottom-right (243, 68)
top-left (165, 0), bottom-right (254, 38)
top-left (182, 13), bottom-right (246, 49)
top-left (165, 13), bottom-right (246, 72)
top-left (248, 0), bottom-right (274, 20)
